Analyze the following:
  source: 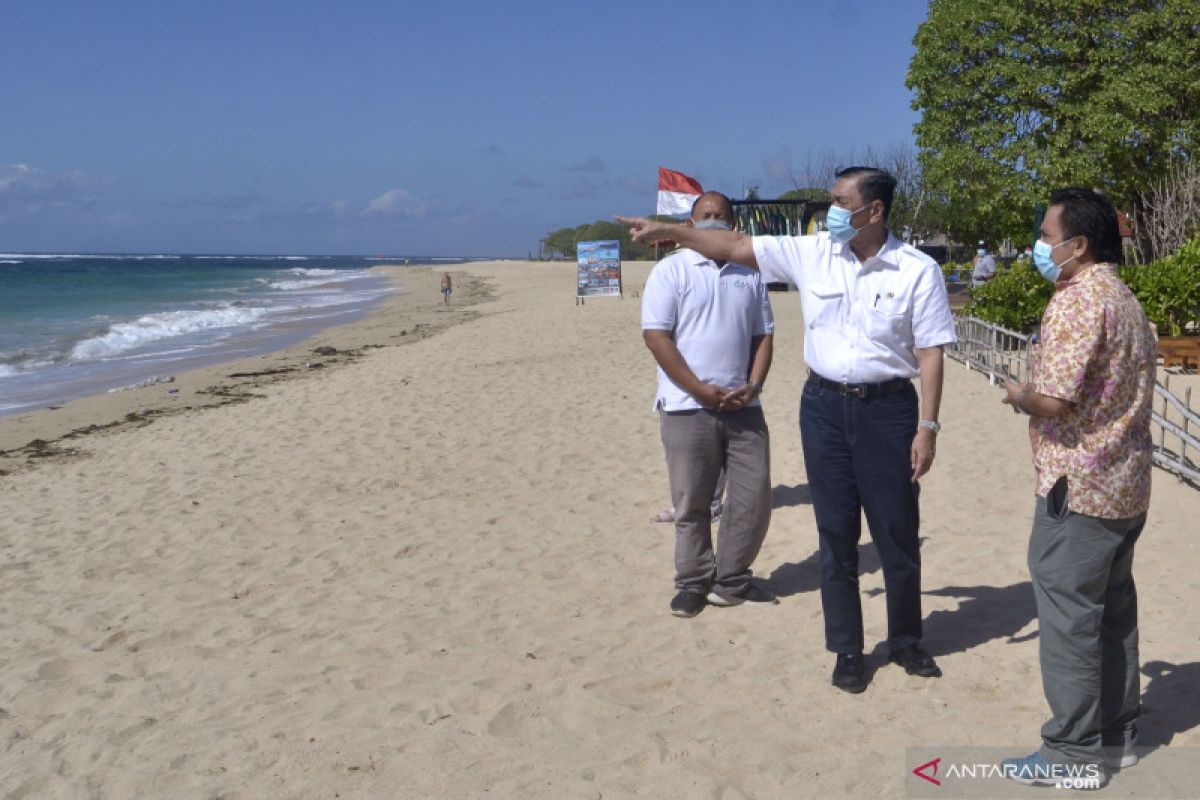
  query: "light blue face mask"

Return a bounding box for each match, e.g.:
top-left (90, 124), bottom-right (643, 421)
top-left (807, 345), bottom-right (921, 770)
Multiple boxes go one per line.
top-left (693, 219), bottom-right (732, 231)
top-left (826, 204), bottom-right (867, 242)
top-left (1032, 237), bottom-right (1077, 282)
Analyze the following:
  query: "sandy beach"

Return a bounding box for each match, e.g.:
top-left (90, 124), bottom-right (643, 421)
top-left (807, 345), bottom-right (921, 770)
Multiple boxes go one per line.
top-left (1, 261), bottom-right (1198, 799)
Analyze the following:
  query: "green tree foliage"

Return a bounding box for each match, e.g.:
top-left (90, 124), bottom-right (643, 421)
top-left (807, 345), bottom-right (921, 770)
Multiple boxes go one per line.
top-left (907, 0), bottom-right (1200, 245)
top-left (1120, 236), bottom-right (1200, 336)
top-left (541, 227), bottom-right (579, 259)
top-left (541, 219), bottom-right (661, 261)
top-left (964, 261), bottom-right (1055, 332)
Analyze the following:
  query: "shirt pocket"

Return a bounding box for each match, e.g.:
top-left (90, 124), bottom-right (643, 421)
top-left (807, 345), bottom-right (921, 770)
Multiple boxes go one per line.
top-left (805, 284), bottom-right (843, 330)
top-left (863, 295), bottom-right (909, 339)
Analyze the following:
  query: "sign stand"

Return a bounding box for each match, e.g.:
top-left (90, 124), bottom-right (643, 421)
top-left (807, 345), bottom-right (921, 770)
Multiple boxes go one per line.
top-left (575, 240), bottom-right (622, 304)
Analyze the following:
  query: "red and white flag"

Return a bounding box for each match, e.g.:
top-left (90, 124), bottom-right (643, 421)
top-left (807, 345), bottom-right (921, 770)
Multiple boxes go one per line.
top-left (656, 167), bottom-right (703, 216)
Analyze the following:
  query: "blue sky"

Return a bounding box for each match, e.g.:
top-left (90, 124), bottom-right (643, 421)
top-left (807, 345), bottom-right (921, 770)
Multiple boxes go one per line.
top-left (1, 0), bottom-right (931, 256)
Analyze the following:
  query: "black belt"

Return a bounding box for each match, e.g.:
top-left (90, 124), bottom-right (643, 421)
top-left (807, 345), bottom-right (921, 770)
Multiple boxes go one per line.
top-left (807, 371), bottom-right (910, 398)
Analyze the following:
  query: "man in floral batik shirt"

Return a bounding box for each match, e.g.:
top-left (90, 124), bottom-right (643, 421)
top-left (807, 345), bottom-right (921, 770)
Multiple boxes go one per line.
top-left (999, 188), bottom-right (1157, 788)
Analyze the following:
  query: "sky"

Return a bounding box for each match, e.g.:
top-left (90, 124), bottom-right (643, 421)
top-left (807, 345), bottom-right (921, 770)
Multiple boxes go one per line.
top-left (0, 0), bottom-right (932, 256)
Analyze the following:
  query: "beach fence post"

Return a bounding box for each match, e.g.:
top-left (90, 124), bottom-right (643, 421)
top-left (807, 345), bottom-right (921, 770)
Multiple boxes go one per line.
top-left (1161, 375), bottom-right (1169, 453)
top-left (1185, 386), bottom-right (1193, 468)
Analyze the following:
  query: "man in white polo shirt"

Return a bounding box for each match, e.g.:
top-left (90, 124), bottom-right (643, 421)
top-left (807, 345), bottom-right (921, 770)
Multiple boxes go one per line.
top-left (621, 167), bottom-right (956, 690)
top-left (642, 191), bottom-right (777, 619)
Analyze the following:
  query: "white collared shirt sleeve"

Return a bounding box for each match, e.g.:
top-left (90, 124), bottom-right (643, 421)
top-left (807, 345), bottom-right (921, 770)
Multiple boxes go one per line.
top-left (754, 276), bottom-right (774, 336)
top-left (641, 261), bottom-right (678, 331)
top-left (910, 260), bottom-right (957, 349)
top-left (751, 236), bottom-right (806, 286)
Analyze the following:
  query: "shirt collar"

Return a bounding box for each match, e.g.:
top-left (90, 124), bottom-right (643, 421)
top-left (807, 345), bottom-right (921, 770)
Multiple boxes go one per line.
top-left (684, 248), bottom-right (734, 270)
top-left (1055, 262), bottom-right (1116, 291)
top-left (835, 230), bottom-right (903, 272)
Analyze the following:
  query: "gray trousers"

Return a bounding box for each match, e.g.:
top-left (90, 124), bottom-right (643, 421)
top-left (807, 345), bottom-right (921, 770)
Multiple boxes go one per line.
top-left (1029, 479), bottom-right (1145, 765)
top-left (660, 407), bottom-right (771, 595)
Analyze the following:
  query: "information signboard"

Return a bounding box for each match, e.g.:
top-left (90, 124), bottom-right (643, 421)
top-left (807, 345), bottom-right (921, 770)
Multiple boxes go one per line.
top-left (576, 240), bottom-right (621, 298)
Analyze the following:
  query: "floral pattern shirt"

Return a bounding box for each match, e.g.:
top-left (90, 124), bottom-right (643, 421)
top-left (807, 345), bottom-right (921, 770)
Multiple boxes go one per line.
top-left (1031, 264), bottom-right (1156, 519)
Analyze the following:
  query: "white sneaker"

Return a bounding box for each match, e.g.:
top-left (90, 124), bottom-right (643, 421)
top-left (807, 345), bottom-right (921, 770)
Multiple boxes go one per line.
top-left (1103, 727), bottom-right (1139, 770)
top-left (706, 591), bottom-right (744, 606)
top-left (706, 584), bottom-right (778, 607)
top-left (1104, 746), bottom-right (1137, 770)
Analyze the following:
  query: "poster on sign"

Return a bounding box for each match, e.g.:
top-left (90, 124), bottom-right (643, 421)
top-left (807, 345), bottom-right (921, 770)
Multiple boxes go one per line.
top-left (576, 240), bottom-right (622, 299)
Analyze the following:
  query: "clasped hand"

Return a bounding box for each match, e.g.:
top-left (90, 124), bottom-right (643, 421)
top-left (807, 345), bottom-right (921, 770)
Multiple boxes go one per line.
top-left (695, 383), bottom-right (757, 412)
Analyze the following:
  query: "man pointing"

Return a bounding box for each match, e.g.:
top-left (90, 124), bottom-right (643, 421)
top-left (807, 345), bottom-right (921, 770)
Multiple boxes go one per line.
top-left (619, 167), bottom-right (956, 692)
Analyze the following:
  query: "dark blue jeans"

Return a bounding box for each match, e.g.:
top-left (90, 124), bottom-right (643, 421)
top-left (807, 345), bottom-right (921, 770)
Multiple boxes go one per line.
top-left (800, 377), bottom-right (922, 654)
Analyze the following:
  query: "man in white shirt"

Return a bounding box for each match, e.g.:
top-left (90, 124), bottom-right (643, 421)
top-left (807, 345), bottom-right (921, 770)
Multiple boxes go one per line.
top-left (642, 191), bottom-right (778, 619)
top-left (971, 242), bottom-right (997, 287)
top-left (620, 168), bottom-right (956, 690)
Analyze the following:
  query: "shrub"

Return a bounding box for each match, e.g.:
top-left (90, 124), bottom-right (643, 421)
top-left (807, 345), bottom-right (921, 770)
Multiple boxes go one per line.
top-left (964, 236), bottom-right (1200, 336)
top-left (940, 261), bottom-right (972, 283)
top-left (963, 261), bottom-right (1054, 332)
top-left (1120, 237), bottom-right (1200, 336)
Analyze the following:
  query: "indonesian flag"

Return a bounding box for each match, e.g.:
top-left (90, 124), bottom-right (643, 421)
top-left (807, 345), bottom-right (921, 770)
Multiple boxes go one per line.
top-left (656, 167), bottom-right (703, 216)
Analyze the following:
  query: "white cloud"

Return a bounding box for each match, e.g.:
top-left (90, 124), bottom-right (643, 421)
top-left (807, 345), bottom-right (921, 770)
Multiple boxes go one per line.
top-left (0, 163), bottom-right (100, 216)
top-left (565, 156), bottom-right (608, 173)
top-left (361, 188), bottom-right (431, 220)
top-left (165, 190), bottom-right (266, 210)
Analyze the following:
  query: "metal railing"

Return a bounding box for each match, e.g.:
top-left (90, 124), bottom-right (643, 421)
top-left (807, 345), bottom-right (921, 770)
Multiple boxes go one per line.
top-left (946, 315), bottom-right (1033, 384)
top-left (946, 314), bottom-right (1200, 487)
top-left (1153, 374), bottom-right (1200, 483)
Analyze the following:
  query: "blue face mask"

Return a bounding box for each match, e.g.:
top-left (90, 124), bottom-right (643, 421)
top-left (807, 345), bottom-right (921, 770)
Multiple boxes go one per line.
top-left (826, 204), bottom-right (867, 242)
top-left (1032, 237), bottom-right (1077, 282)
top-left (693, 219), bottom-right (732, 231)
top-left (977, 248), bottom-right (986, 256)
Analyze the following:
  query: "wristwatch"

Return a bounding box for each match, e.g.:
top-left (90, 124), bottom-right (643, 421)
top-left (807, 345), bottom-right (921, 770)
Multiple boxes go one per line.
top-left (918, 419), bottom-right (941, 433)
top-left (749, 380), bottom-right (763, 393)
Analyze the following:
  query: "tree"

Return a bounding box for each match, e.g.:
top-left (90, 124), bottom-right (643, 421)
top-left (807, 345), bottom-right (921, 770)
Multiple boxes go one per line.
top-left (1131, 158), bottom-right (1200, 263)
top-left (540, 219), bottom-right (660, 261)
top-left (777, 188), bottom-right (831, 203)
top-left (541, 227), bottom-right (578, 259)
top-left (770, 144), bottom-right (950, 241)
top-left (907, 0), bottom-right (1200, 247)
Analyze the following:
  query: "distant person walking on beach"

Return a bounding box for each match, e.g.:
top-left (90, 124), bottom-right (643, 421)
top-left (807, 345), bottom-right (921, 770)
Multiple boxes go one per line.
top-left (641, 191), bottom-right (777, 619)
top-left (621, 167), bottom-right (955, 690)
top-left (440, 272), bottom-right (452, 305)
top-left (999, 189), bottom-right (1156, 787)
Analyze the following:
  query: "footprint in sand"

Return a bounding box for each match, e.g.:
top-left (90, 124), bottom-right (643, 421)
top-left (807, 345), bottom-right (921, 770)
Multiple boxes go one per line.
top-left (486, 701), bottom-right (556, 737)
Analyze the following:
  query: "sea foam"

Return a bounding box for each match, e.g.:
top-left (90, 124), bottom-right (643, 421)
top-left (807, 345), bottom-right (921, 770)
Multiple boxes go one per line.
top-left (68, 305), bottom-right (269, 362)
top-left (262, 268), bottom-right (369, 291)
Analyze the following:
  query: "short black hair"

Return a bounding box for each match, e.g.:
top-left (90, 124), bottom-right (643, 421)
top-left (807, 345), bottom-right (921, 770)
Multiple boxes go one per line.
top-left (1049, 187), bottom-right (1122, 264)
top-left (835, 166), bottom-right (897, 219)
top-left (691, 191), bottom-right (734, 219)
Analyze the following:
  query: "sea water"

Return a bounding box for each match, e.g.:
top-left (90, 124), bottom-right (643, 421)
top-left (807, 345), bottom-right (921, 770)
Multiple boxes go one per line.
top-left (0, 253), bottom-right (467, 417)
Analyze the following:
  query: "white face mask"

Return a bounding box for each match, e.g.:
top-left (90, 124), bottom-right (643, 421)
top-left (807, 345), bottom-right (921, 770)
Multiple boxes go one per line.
top-left (693, 219), bottom-right (732, 231)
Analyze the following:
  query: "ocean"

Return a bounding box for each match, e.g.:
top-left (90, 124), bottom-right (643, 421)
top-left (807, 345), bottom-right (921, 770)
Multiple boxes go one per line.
top-left (0, 253), bottom-right (469, 417)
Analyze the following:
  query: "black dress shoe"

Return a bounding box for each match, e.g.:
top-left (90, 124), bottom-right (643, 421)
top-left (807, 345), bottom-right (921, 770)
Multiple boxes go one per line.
top-left (670, 590), bottom-right (706, 618)
top-left (889, 644), bottom-right (942, 677)
top-left (832, 652), bottom-right (867, 693)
